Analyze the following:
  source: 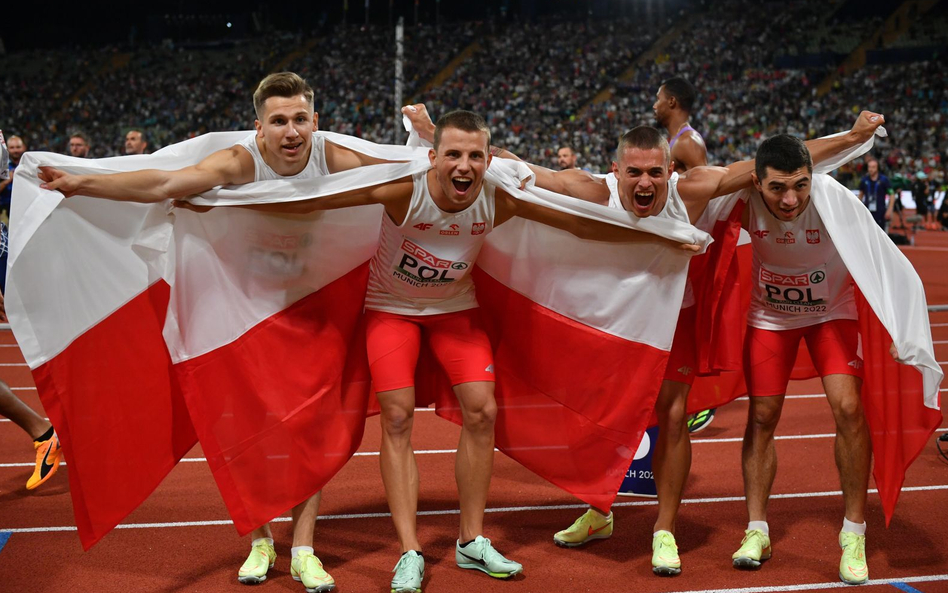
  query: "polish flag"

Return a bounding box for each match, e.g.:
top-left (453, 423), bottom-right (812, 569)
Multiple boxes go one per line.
top-left (9, 132), bottom-right (710, 547)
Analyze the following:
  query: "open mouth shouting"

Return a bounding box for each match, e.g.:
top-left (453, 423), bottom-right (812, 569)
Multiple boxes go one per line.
top-left (451, 176), bottom-right (474, 195)
top-left (632, 190), bottom-right (655, 214)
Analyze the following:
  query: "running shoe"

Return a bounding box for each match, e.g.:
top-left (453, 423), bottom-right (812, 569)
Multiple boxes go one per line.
top-left (391, 550), bottom-right (424, 593)
top-left (455, 536), bottom-right (522, 578)
top-left (26, 430), bottom-right (62, 490)
top-left (687, 408), bottom-right (716, 433)
top-left (291, 551), bottom-right (335, 593)
top-left (652, 530), bottom-right (682, 576)
top-left (732, 529), bottom-right (772, 569)
top-left (838, 531), bottom-right (869, 585)
top-left (238, 539), bottom-right (276, 585)
top-left (553, 509), bottom-right (613, 547)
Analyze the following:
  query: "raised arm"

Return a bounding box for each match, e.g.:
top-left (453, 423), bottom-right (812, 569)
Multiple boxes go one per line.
top-left (239, 176), bottom-right (414, 218)
top-left (678, 111), bottom-right (885, 215)
top-left (39, 146), bottom-right (254, 203)
top-left (324, 142), bottom-right (389, 173)
top-left (494, 188), bottom-right (699, 251)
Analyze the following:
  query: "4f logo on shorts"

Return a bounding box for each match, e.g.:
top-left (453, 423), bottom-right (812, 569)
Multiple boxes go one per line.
top-left (439, 224), bottom-right (460, 236)
top-left (806, 229), bottom-right (820, 244)
top-left (471, 222), bottom-right (486, 235)
top-left (753, 230), bottom-right (769, 239)
top-left (776, 231), bottom-right (795, 244)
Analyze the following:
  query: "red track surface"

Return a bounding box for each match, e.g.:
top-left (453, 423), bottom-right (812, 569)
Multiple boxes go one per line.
top-left (1, 239), bottom-right (946, 592)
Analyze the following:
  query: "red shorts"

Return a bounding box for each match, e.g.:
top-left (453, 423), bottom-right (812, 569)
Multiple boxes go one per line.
top-left (744, 319), bottom-right (863, 397)
top-left (365, 308), bottom-right (496, 393)
top-left (663, 306), bottom-right (698, 386)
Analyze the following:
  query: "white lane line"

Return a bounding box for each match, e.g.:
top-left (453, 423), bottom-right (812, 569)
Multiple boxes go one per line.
top-left (4, 428), bottom-right (947, 467)
top-left (3, 485), bottom-right (946, 534)
top-left (661, 573), bottom-right (948, 592)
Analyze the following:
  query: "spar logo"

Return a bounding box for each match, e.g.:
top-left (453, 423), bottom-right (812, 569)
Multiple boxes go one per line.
top-left (440, 223), bottom-right (460, 236)
top-left (471, 222), bottom-right (486, 235)
top-left (394, 239), bottom-right (469, 285)
top-left (760, 266), bottom-right (827, 311)
top-left (753, 230), bottom-right (769, 239)
top-left (776, 231), bottom-right (795, 244)
top-left (806, 229), bottom-right (820, 244)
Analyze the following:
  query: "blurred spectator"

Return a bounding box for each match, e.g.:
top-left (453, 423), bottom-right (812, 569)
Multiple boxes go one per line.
top-left (911, 171), bottom-right (934, 227)
top-left (124, 129), bottom-right (148, 155)
top-left (68, 132), bottom-right (91, 157)
top-left (557, 146), bottom-right (579, 170)
top-left (0, 134), bottom-right (25, 222)
top-left (857, 157), bottom-right (892, 229)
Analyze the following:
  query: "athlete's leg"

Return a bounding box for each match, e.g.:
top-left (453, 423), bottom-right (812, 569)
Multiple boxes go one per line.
top-left (823, 374), bottom-right (870, 523)
top-left (741, 394), bottom-right (785, 522)
top-left (291, 492), bottom-right (323, 548)
top-left (453, 380), bottom-right (497, 542)
top-left (0, 379), bottom-right (51, 439)
top-left (653, 379), bottom-right (692, 534)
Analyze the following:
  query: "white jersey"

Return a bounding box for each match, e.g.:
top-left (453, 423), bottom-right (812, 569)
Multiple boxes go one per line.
top-left (234, 133), bottom-right (330, 181)
top-left (747, 192), bottom-right (857, 330)
top-left (606, 172), bottom-right (695, 308)
top-left (365, 172), bottom-right (496, 315)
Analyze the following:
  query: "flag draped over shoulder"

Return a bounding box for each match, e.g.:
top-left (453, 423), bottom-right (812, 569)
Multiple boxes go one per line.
top-left (8, 130), bottom-right (710, 548)
top-left (679, 129), bottom-right (943, 524)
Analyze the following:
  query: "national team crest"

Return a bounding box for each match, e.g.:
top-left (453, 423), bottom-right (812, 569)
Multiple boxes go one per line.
top-left (806, 229), bottom-right (820, 244)
top-left (471, 222), bottom-right (486, 235)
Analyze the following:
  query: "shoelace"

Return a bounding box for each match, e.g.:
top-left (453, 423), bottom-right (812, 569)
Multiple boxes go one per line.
top-left (393, 554), bottom-right (421, 578)
top-left (479, 538), bottom-right (513, 566)
top-left (657, 532), bottom-right (677, 551)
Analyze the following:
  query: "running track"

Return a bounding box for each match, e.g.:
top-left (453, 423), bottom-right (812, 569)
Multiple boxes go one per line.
top-left (0, 241), bottom-right (946, 592)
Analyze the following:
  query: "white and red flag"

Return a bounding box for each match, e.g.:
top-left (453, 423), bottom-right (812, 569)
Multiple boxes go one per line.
top-left (9, 131), bottom-right (709, 548)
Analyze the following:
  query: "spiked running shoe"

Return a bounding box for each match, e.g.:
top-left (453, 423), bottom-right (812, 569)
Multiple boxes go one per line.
top-left (732, 529), bottom-right (772, 569)
top-left (238, 540), bottom-right (276, 585)
top-left (456, 536), bottom-right (523, 578)
top-left (26, 431), bottom-right (62, 490)
top-left (553, 509), bottom-right (614, 547)
top-left (391, 550), bottom-right (424, 593)
top-left (291, 551), bottom-right (335, 593)
top-left (652, 531), bottom-right (682, 576)
top-left (838, 531), bottom-right (869, 585)
top-left (687, 408), bottom-right (716, 433)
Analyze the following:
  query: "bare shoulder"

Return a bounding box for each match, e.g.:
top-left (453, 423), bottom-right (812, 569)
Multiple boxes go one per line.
top-left (195, 145), bottom-right (255, 185)
top-left (563, 168), bottom-right (610, 205)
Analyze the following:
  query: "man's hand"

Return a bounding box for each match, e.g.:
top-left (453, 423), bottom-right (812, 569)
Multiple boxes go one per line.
top-left (173, 200), bottom-right (213, 213)
top-left (401, 104), bottom-right (435, 143)
top-left (38, 166), bottom-right (83, 198)
top-left (889, 342), bottom-right (899, 361)
top-left (678, 242), bottom-right (702, 253)
top-left (849, 111), bottom-right (885, 144)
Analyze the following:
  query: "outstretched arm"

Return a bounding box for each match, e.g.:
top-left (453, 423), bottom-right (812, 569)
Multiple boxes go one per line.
top-left (39, 146), bottom-right (254, 203)
top-left (237, 176), bottom-right (414, 216)
top-left (494, 189), bottom-right (699, 251)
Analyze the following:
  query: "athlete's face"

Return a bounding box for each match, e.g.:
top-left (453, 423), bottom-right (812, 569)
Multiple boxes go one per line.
top-left (125, 131), bottom-right (147, 155)
top-left (429, 127), bottom-right (491, 211)
top-left (557, 147), bottom-right (576, 170)
top-left (652, 86), bottom-right (671, 127)
top-left (611, 146), bottom-right (670, 218)
top-left (7, 137), bottom-right (25, 162)
top-left (255, 94), bottom-right (318, 173)
top-left (753, 166), bottom-right (812, 222)
top-left (867, 159), bottom-right (878, 177)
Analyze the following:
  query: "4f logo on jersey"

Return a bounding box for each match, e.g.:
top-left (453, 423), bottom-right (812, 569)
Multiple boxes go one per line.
top-left (806, 229), bottom-right (820, 244)
top-left (439, 223), bottom-right (460, 236)
top-left (471, 222), bottom-right (486, 235)
top-left (413, 223), bottom-right (433, 231)
top-left (753, 230), bottom-right (769, 239)
top-left (776, 231), bottom-right (795, 244)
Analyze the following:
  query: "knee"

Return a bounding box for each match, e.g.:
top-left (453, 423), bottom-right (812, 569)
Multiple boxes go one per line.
top-left (382, 408), bottom-right (414, 438)
top-left (657, 394), bottom-right (688, 434)
top-left (749, 401), bottom-right (781, 432)
top-left (832, 397), bottom-right (866, 431)
top-left (463, 399), bottom-right (497, 433)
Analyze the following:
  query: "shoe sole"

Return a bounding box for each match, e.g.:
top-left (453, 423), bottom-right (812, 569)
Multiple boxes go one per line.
top-left (457, 563), bottom-right (523, 579)
top-left (237, 575), bottom-right (267, 585)
top-left (652, 565), bottom-right (681, 576)
top-left (293, 576), bottom-right (335, 593)
top-left (733, 552), bottom-right (771, 570)
top-left (553, 532), bottom-right (612, 548)
top-left (391, 588), bottom-right (422, 593)
top-left (839, 573), bottom-right (869, 586)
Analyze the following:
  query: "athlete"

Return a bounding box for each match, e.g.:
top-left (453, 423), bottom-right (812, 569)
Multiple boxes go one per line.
top-left (732, 134), bottom-right (884, 585)
top-left (38, 71), bottom-right (395, 593)
top-left (653, 77), bottom-right (707, 173)
top-left (402, 104), bottom-right (884, 576)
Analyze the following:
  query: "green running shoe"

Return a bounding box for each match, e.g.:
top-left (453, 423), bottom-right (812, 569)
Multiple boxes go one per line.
top-left (838, 531), bottom-right (868, 585)
top-left (732, 529), bottom-right (772, 569)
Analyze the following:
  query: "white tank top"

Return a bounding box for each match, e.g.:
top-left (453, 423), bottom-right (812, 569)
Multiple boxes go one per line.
top-left (747, 191), bottom-right (856, 330)
top-left (234, 132), bottom-right (330, 181)
top-left (606, 172), bottom-right (695, 308)
top-left (365, 172), bottom-right (496, 315)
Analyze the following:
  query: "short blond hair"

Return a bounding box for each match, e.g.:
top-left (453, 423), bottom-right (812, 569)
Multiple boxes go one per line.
top-left (252, 72), bottom-right (315, 119)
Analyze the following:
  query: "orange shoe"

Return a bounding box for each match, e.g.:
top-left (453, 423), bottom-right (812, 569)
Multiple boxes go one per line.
top-left (27, 431), bottom-right (62, 490)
